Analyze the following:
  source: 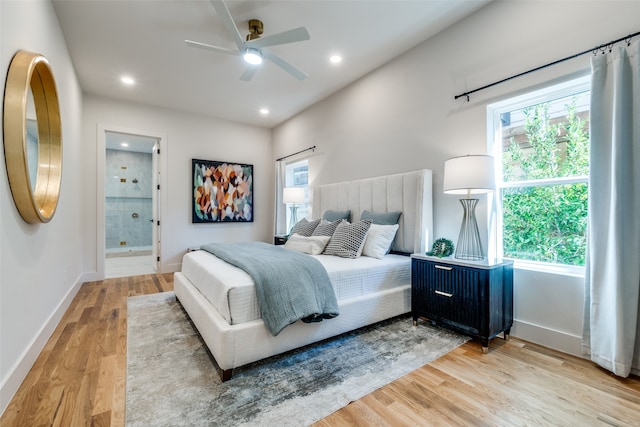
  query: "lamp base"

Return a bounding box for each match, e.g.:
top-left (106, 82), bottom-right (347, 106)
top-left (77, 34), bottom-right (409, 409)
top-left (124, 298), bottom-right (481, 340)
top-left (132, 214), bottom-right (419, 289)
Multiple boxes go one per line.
top-left (455, 198), bottom-right (484, 261)
top-left (289, 205), bottom-right (299, 234)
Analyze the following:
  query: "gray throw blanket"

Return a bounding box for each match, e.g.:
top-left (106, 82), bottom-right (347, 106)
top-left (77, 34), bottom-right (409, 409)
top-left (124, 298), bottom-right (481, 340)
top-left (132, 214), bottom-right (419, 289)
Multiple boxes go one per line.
top-left (200, 242), bottom-right (339, 336)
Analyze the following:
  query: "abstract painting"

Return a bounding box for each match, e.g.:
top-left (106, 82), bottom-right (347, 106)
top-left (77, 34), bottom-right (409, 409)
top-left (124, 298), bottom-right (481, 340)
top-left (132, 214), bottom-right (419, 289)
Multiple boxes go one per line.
top-left (192, 159), bottom-right (253, 223)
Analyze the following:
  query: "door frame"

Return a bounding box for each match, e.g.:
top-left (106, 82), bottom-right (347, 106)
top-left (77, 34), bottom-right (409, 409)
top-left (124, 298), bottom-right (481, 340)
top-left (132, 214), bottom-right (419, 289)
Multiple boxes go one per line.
top-left (97, 124), bottom-right (167, 279)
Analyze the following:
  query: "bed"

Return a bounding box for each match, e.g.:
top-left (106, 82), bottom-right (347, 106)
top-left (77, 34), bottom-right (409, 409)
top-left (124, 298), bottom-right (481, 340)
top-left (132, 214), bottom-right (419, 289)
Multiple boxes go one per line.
top-left (174, 169), bottom-right (433, 381)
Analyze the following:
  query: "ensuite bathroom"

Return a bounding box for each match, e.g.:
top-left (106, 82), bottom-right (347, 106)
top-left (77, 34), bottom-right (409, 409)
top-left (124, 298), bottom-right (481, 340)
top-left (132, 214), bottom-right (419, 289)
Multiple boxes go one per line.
top-left (104, 132), bottom-right (157, 277)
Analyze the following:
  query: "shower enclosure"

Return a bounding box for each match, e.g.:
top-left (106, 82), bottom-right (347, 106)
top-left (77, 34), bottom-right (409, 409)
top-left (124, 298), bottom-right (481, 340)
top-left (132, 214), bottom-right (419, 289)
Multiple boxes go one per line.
top-left (105, 148), bottom-right (153, 257)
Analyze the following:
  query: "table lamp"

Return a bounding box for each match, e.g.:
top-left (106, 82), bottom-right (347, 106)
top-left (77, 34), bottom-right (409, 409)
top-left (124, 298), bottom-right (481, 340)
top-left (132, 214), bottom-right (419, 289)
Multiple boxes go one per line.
top-left (283, 186), bottom-right (305, 233)
top-left (443, 155), bottom-right (495, 260)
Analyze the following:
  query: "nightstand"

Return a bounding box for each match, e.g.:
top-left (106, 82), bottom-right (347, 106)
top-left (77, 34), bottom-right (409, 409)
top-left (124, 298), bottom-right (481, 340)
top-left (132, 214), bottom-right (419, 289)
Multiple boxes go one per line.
top-left (274, 235), bottom-right (288, 245)
top-left (411, 254), bottom-right (514, 353)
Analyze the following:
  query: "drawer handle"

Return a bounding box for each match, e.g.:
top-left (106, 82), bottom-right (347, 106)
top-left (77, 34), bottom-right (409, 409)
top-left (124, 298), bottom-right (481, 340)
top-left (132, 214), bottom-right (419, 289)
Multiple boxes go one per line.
top-left (435, 265), bottom-right (453, 271)
top-left (435, 290), bottom-right (453, 298)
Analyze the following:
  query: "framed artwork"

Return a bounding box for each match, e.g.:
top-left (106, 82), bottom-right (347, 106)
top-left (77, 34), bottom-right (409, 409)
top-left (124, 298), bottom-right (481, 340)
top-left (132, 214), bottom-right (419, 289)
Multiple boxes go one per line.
top-left (192, 159), bottom-right (253, 223)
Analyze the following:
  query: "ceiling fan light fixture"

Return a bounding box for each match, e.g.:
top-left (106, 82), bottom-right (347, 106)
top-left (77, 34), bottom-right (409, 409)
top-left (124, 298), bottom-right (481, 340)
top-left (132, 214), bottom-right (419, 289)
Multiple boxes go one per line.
top-left (243, 47), bottom-right (263, 65)
top-left (186, 1), bottom-right (309, 80)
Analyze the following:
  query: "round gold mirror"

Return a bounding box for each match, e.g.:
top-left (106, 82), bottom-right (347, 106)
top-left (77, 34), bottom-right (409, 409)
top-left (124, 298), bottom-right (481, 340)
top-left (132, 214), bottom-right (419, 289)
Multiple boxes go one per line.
top-left (3, 50), bottom-right (62, 223)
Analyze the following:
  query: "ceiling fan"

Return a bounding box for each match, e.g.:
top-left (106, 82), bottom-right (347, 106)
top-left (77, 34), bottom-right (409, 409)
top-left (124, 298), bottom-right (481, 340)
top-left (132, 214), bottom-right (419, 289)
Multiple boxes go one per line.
top-left (185, 0), bottom-right (310, 81)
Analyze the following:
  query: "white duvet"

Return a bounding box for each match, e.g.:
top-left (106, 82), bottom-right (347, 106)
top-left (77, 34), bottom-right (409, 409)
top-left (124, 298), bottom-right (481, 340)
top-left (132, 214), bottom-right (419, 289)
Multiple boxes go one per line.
top-left (180, 249), bottom-right (411, 325)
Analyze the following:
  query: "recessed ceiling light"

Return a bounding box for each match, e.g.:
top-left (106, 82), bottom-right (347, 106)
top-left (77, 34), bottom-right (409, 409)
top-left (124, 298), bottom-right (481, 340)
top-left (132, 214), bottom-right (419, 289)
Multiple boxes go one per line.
top-left (121, 142), bottom-right (129, 147)
top-left (259, 108), bottom-right (269, 115)
top-left (329, 55), bottom-right (342, 64)
top-left (120, 76), bottom-right (135, 85)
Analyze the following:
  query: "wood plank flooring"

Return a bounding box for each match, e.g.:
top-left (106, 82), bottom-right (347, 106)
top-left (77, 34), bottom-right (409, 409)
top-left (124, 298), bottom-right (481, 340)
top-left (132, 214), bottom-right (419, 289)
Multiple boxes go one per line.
top-left (2, 273), bottom-right (639, 426)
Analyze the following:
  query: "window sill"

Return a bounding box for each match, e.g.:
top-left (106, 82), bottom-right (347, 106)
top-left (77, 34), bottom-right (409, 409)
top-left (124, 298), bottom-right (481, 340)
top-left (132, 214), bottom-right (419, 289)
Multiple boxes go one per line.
top-left (510, 259), bottom-right (585, 278)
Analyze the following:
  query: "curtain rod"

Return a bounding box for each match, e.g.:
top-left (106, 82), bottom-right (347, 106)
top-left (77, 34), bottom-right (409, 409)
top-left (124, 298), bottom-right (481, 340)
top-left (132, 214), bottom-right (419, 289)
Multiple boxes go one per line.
top-left (454, 30), bottom-right (640, 102)
top-left (276, 145), bottom-right (316, 162)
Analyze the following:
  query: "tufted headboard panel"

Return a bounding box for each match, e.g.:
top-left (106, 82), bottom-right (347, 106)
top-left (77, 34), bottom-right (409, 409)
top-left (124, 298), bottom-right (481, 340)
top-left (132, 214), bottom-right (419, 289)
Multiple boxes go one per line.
top-left (310, 169), bottom-right (433, 254)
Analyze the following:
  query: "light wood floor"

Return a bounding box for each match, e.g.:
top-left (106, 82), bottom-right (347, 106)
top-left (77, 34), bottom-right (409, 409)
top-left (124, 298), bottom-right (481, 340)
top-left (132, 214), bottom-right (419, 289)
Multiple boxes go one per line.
top-left (2, 274), bottom-right (639, 426)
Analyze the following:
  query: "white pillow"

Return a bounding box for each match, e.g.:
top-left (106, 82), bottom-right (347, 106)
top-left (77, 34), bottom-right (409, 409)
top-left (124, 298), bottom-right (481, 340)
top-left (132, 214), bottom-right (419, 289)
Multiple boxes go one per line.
top-left (362, 224), bottom-right (399, 259)
top-left (284, 234), bottom-right (331, 255)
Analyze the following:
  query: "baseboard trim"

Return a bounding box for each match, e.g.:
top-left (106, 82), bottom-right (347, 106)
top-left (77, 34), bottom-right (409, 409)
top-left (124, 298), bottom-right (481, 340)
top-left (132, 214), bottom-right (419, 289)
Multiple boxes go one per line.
top-left (511, 319), bottom-right (584, 358)
top-left (165, 262), bottom-right (181, 273)
top-left (81, 271), bottom-right (100, 282)
top-left (0, 274), bottom-right (83, 416)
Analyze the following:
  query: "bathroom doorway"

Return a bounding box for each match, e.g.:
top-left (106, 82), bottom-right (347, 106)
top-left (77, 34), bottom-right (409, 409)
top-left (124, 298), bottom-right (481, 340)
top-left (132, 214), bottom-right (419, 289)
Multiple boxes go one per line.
top-left (104, 131), bottom-right (159, 278)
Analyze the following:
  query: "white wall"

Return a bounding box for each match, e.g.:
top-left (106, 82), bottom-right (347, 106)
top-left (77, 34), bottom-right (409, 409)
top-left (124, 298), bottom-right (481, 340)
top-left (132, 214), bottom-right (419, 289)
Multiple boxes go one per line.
top-left (273, 1), bottom-right (640, 356)
top-left (81, 96), bottom-right (272, 275)
top-left (1, 2), bottom-right (272, 412)
top-left (0, 0), bottom-right (84, 414)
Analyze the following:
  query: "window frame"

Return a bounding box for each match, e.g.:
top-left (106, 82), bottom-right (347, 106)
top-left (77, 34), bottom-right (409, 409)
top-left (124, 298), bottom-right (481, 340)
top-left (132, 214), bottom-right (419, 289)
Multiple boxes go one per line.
top-left (284, 159), bottom-right (309, 231)
top-left (487, 75), bottom-right (590, 276)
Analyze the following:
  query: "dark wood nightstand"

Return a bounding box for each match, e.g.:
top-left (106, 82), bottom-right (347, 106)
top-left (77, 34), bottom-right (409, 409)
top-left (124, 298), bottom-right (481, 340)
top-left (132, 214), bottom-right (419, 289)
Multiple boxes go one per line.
top-left (411, 254), bottom-right (514, 353)
top-left (274, 235), bottom-right (288, 245)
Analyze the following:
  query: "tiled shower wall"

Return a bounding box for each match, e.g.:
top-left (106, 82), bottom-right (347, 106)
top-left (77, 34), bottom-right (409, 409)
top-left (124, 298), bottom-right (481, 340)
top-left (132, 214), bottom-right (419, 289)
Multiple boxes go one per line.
top-left (105, 149), bottom-right (152, 251)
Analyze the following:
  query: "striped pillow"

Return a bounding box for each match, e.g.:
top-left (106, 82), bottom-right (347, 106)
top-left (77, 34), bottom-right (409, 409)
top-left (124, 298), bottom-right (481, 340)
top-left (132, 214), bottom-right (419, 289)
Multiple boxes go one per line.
top-left (323, 220), bottom-right (372, 258)
top-left (289, 218), bottom-right (320, 237)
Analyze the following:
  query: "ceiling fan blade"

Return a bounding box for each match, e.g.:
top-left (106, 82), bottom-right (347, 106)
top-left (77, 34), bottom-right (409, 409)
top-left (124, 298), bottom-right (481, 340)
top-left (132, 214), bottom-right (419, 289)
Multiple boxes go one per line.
top-left (239, 66), bottom-right (259, 82)
top-left (185, 40), bottom-right (240, 56)
top-left (209, 0), bottom-right (244, 51)
top-left (247, 27), bottom-right (310, 49)
top-left (263, 51), bottom-right (308, 81)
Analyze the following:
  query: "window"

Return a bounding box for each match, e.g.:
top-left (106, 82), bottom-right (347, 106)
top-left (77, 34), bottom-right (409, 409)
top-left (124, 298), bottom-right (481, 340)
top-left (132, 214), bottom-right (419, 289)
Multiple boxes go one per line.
top-left (285, 159), bottom-right (308, 230)
top-left (488, 77), bottom-right (590, 269)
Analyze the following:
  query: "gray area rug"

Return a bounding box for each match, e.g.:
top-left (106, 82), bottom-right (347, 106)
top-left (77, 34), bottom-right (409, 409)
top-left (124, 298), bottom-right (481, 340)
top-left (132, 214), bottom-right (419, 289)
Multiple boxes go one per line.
top-left (126, 292), bottom-right (468, 427)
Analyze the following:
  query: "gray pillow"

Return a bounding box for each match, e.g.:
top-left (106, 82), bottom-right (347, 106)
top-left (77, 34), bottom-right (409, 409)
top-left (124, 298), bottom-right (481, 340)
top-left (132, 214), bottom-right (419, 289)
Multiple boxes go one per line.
top-left (322, 210), bottom-right (351, 222)
top-left (323, 220), bottom-right (372, 258)
top-left (312, 219), bottom-right (343, 237)
top-left (360, 210), bottom-right (402, 225)
top-left (289, 218), bottom-right (320, 237)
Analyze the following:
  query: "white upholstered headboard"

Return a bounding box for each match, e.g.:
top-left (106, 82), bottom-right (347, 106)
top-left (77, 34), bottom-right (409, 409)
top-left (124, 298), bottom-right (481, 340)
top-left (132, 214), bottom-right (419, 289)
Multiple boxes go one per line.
top-left (310, 169), bottom-right (433, 254)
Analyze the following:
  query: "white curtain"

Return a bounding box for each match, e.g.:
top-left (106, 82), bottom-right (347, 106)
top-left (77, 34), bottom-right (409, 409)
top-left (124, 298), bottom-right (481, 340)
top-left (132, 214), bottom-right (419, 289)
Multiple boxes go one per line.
top-left (583, 40), bottom-right (640, 377)
top-left (274, 160), bottom-right (287, 236)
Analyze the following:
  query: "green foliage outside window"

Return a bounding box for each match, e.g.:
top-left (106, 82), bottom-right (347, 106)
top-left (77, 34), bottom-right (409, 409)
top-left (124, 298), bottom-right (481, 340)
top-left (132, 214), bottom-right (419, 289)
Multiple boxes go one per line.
top-left (501, 96), bottom-right (589, 266)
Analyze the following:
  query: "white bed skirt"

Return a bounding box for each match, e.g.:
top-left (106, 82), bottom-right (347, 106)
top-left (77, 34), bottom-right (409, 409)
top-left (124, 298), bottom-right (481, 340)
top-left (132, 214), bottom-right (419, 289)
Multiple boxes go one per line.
top-left (174, 271), bottom-right (411, 373)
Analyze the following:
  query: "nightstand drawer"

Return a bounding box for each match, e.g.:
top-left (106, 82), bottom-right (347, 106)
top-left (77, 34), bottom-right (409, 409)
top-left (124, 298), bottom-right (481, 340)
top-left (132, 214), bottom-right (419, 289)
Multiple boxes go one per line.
top-left (421, 289), bottom-right (480, 334)
top-left (414, 260), bottom-right (481, 300)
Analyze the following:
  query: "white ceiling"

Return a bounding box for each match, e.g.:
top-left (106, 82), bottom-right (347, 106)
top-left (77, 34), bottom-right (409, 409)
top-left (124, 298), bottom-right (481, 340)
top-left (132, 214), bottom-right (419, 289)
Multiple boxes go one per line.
top-left (52, 0), bottom-right (490, 128)
top-left (105, 131), bottom-right (158, 153)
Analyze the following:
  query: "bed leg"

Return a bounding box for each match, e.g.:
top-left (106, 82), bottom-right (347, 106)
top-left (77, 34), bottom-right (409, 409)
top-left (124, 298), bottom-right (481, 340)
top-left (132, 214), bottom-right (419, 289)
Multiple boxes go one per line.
top-left (220, 368), bottom-right (233, 382)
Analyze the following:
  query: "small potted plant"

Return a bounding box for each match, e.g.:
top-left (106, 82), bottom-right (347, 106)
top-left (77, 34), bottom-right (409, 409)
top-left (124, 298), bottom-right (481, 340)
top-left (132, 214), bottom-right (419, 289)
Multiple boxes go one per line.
top-left (426, 238), bottom-right (454, 258)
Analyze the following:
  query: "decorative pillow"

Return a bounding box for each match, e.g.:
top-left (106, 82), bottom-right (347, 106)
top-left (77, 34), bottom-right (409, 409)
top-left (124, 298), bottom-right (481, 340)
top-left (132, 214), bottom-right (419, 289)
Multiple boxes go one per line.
top-left (284, 234), bottom-right (331, 255)
top-left (289, 218), bottom-right (320, 237)
top-left (362, 224), bottom-right (400, 259)
top-left (312, 219), bottom-right (343, 237)
top-left (360, 210), bottom-right (402, 225)
top-left (322, 210), bottom-right (351, 222)
top-left (323, 220), bottom-right (372, 258)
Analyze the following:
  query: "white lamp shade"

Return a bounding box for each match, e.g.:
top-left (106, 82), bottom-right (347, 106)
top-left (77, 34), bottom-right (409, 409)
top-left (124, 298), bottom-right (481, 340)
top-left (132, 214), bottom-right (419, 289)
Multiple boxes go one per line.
top-left (443, 154), bottom-right (496, 195)
top-left (283, 187), bottom-right (305, 204)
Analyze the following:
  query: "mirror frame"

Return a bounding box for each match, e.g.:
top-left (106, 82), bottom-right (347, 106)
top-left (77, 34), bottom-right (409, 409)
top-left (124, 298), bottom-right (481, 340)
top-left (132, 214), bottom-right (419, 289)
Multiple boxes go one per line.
top-left (3, 50), bottom-right (62, 223)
